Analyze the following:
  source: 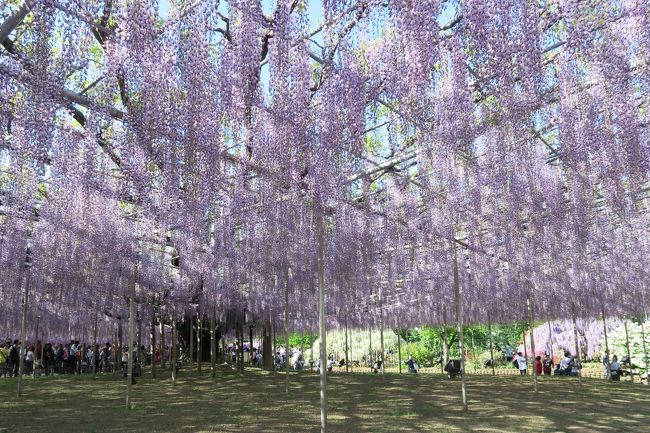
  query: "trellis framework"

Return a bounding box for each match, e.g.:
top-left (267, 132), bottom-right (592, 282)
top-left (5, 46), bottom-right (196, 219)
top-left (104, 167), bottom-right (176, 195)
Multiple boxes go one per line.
top-left (0, 0), bottom-right (649, 428)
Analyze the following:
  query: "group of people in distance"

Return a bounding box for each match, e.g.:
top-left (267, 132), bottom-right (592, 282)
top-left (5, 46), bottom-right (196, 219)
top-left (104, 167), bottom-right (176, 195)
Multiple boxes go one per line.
top-left (0, 338), bottom-right (175, 378)
top-left (511, 351), bottom-right (580, 377)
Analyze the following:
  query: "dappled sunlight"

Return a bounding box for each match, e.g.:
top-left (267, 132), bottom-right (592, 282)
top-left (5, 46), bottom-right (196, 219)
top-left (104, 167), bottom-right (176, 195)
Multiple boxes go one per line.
top-left (4, 367), bottom-right (647, 432)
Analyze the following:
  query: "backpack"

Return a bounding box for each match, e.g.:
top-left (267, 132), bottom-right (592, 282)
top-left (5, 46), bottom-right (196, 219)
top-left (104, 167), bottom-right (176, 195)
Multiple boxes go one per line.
top-left (9, 346), bottom-right (19, 363)
top-left (512, 359), bottom-right (519, 369)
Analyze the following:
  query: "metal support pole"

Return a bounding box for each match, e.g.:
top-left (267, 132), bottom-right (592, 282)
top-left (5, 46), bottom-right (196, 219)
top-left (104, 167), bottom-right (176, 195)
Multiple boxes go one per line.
top-left (640, 317), bottom-right (648, 385)
top-left (270, 307), bottom-right (276, 375)
top-left (344, 314), bottom-right (349, 373)
top-left (160, 318), bottom-right (166, 369)
top-left (624, 320), bottom-right (633, 382)
top-left (150, 298), bottom-right (156, 379)
top-left (189, 314), bottom-right (194, 368)
top-left (172, 312), bottom-right (178, 386)
top-left (210, 316), bottom-right (216, 378)
top-left (197, 314), bottom-right (202, 373)
top-left (316, 208), bottom-right (328, 432)
top-left (284, 265), bottom-right (291, 395)
top-left (547, 320), bottom-right (553, 359)
top-left (527, 295), bottom-right (538, 393)
top-left (126, 260), bottom-right (137, 410)
top-left (602, 305), bottom-right (611, 380)
top-left (488, 315), bottom-right (495, 376)
top-left (379, 287), bottom-right (385, 375)
top-left (452, 247), bottom-right (467, 411)
top-left (17, 267), bottom-right (31, 398)
top-left (397, 329), bottom-right (402, 374)
top-left (32, 315), bottom-right (39, 379)
top-left (471, 329), bottom-right (477, 374)
top-left (571, 304), bottom-right (582, 385)
top-left (92, 311), bottom-right (98, 379)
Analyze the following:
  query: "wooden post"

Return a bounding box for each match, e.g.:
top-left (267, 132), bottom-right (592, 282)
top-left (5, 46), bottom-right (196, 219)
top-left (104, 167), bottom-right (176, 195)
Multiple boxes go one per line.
top-left (126, 260), bottom-right (137, 410)
top-left (210, 316), bottom-right (216, 378)
top-left (602, 305), bottom-right (611, 380)
top-left (17, 267), bottom-right (31, 398)
top-left (316, 207), bottom-right (328, 432)
top-left (284, 265), bottom-right (291, 395)
top-left (150, 298), bottom-right (157, 379)
top-left (452, 247), bottom-right (467, 411)
top-left (488, 315), bottom-right (495, 376)
top-left (527, 294), bottom-right (538, 393)
top-left (571, 304), bottom-right (582, 384)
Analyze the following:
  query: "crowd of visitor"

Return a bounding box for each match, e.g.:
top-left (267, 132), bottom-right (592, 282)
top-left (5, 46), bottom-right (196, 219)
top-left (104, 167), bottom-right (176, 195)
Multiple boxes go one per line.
top-left (0, 339), bottom-right (174, 377)
top-left (1, 337), bottom-right (632, 382)
top-left (509, 351), bottom-right (582, 377)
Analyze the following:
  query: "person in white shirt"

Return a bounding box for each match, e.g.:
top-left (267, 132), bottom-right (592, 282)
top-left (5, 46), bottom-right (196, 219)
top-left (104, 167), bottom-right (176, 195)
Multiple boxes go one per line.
top-left (516, 352), bottom-right (527, 375)
top-left (559, 351), bottom-right (573, 375)
top-left (25, 346), bottom-right (34, 374)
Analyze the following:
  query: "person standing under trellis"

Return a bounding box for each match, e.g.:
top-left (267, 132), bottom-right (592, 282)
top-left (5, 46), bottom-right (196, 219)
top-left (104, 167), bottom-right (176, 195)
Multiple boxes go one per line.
top-left (9, 340), bottom-right (20, 377)
top-left (534, 356), bottom-right (543, 376)
top-left (0, 342), bottom-right (9, 377)
top-left (516, 352), bottom-right (527, 375)
top-left (543, 353), bottom-right (553, 375)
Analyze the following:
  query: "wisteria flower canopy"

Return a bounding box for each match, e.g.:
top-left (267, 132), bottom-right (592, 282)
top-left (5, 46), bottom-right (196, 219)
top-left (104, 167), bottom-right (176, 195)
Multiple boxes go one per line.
top-left (0, 0), bottom-right (648, 339)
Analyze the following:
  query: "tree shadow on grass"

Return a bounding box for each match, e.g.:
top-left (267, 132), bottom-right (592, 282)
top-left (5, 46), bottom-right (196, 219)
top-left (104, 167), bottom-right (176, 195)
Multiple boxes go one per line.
top-left (1, 367), bottom-right (648, 432)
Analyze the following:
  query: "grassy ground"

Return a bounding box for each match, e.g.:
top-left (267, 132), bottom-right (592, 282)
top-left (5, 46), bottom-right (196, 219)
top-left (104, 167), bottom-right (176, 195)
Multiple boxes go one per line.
top-left (1, 365), bottom-right (649, 433)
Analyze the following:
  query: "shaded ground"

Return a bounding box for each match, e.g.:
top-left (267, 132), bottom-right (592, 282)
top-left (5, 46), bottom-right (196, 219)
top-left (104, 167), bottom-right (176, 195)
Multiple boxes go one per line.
top-left (1, 366), bottom-right (648, 433)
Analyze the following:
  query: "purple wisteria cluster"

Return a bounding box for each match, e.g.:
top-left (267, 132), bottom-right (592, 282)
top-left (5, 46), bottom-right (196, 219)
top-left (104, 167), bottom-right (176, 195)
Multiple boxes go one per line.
top-left (0, 0), bottom-right (648, 343)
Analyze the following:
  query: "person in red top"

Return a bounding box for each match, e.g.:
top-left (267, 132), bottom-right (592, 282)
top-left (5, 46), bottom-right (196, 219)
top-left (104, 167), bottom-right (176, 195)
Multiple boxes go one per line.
top-left (534, 355), bottom-right (543, 376)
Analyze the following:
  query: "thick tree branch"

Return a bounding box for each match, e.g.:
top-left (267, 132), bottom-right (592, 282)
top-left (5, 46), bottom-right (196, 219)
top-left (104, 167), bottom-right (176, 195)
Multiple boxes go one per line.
top-left (0, 0), bottom-right (34, 45)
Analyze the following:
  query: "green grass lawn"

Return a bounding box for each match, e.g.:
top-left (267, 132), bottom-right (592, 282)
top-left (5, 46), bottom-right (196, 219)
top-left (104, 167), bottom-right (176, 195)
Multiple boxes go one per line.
top-left (1, 366), bottom-right (648, 433)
